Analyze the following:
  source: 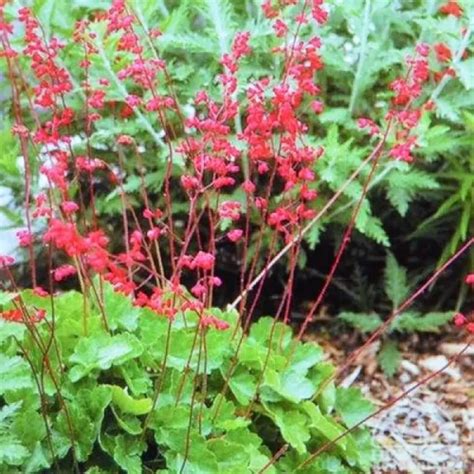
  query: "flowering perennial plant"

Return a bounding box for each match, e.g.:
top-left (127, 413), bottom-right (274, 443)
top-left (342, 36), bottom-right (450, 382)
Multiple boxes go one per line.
top-left (0, 0), bottom-right (472, 472)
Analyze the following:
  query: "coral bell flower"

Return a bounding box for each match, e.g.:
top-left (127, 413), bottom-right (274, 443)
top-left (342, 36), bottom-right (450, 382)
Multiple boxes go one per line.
top-left (439, 1), bottom-right (463, 17)
top-left (53, 264), bottom-right (77, 282)
top-left (192, 252), bottom-right (215, 271)
top-left (434, 43), bottom-right (452, 63)
top-left (227, 229), bottom-right (243, 242)
top-left (453, 312), bottom-right (466, 327)
top-left (465, 273), bottom-right (474, 286)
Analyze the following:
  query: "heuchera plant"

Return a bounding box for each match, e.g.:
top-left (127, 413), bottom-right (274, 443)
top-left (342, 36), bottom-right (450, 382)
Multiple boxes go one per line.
top-left (0, 0), bottom-right (472, 472)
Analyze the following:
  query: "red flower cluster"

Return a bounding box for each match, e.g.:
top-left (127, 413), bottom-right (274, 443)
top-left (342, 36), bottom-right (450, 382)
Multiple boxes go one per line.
top-left (200, 314), bottom-right (230, 331)
top-left (384, 45), bottom-right (434, 163)
top-left (0, 308), bottom-right (46, 324)
top-left (453, 312), bottom-right (474, 334)
top-left (452, 275), bottom-right (474, 333)
top-left (0, 0), bottom-right (464, 338)
top-left (53, 264), bottom-right (77, 282)
top-left (434, 43), bottom-right (452, 63)
top-left (438, 1), bottom-right (463, 17)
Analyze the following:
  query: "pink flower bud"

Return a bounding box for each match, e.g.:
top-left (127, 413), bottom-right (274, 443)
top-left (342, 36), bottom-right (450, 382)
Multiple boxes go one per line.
top-left (453, 312), bottom-right (467, 327)
top-left (311, 100), bottom-right (324, 114)
top-left (227, 229), bottom-right (243, 242)
top-left (465, 273), bottom-right (474, 285)
top-left (53, 264), bottom-right (77, 282)
top-left (61, 201), bottom-right (79, 215)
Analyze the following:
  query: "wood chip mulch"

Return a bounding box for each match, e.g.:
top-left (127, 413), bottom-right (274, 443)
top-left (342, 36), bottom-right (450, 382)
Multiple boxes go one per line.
top-left (305, 331), bottom-right (474, 473)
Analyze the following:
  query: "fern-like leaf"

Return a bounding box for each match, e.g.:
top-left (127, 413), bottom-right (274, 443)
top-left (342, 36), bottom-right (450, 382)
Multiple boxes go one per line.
top-left (377, 340), bottom-right (401, 377)
top-left (338, 312), bottom-right (382, 333)
top-left (391, 311), bottom-right (454, 333)
top-left (199, 0), bottom-right (236, 55)
top-left (386, 167), bottom-right (439, 217)
top-left (384, 252), bottom-right (409, 309)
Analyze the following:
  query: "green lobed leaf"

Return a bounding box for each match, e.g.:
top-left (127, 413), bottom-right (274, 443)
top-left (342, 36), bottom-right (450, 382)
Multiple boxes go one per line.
top-left (69, 333), bottom-right (143, 381)
top-left (350, 428), bottom-right (380, 472)
top-left (209, 395), bottom-right (249, 432)
top-left (310, 362), bottom-right (336, 414)
top-left (0, 319), bottom-right (26, 344)
top-left (262, 368), bottom-right (316, 403)
top-left (302, 402), bottom-right (347, 450)
top-left (249, 317), bottom-right (293, 350)
top-left (102, 281), bottom-right (140, 332)
top-left (0, 355), bottom-right (34, 395)
top-left (109, 385), bottom-right (152, 415)
top-left (111, 407), bottom-right (143, 435)
top-left (11, 407), bottom-right (46, 450)
top-left (112, 434), bottom-right (146, 474)
top-left (120, 360), bottom-right (152, 395)
top-left (0, 403), bottom-right (31, 467)
top-left (0, 291), bottom-right (17, 306)
top-left (226, 428), bottom-right (275, 473)
top-left (55, 385), bottom-right (112, 462)
top-left (288, 343), bottom-right (324, 373)
top-left (264, 403), bottom-right (311, 455)
top-left (23, 442), bottom-right (51, 473)
top-left (207, 438), bottom-right (251, 472)
top-left (335, 387), bottom-right (375, 428)
top-left (227, 368), bottom-right (257, 405)
top-left (277, 450), bottom-right (349, 474)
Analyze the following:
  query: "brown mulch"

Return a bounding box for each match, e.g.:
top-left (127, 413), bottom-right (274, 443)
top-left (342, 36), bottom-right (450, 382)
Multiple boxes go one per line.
top-left (304, 330), bottom-right (474, 473)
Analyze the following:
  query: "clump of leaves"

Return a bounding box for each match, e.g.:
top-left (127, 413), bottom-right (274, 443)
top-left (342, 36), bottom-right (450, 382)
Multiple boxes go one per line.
top-left (0, 283), bottom-right (379, 473)
top-left (338, 253), bottom-right (454, 377)
top-left (410, 111), bottom-right (474, 291)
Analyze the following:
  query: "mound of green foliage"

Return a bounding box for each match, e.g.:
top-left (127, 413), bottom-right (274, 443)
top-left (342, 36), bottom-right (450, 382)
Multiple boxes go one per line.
top-left (0, 285), bottom-right (378, 473)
